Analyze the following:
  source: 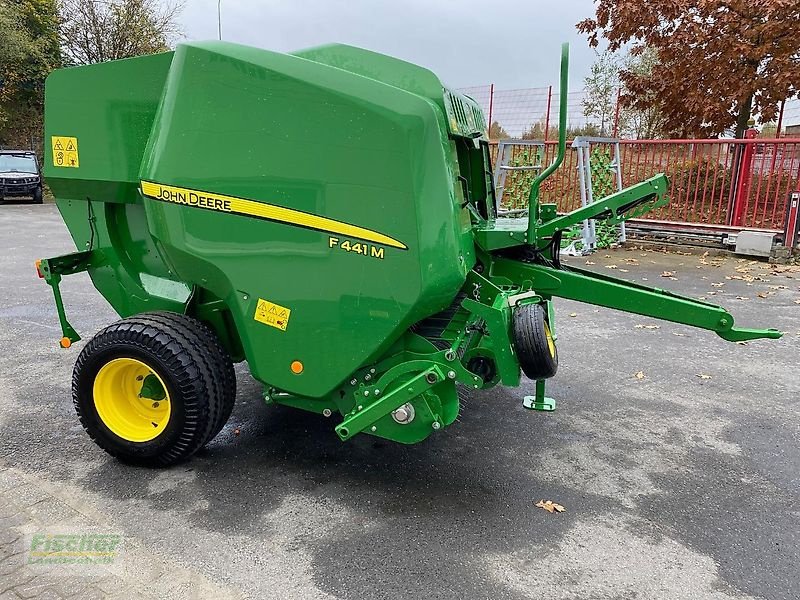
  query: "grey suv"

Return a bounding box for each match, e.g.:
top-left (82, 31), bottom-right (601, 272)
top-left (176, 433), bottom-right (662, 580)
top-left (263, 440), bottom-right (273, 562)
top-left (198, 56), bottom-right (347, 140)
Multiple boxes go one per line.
top-left (0, 151), bottom-right (42, 203)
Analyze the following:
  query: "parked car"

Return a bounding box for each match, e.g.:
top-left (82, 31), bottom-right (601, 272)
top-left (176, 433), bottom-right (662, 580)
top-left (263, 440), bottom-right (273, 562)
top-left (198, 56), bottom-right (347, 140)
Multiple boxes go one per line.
top-left (0, 150), bottom-right (42, 203)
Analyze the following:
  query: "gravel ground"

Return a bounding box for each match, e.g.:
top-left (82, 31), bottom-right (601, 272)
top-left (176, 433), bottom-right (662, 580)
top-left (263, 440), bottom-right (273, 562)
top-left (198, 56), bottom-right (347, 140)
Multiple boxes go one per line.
top-left (1, 203), bottom-right (798, 600)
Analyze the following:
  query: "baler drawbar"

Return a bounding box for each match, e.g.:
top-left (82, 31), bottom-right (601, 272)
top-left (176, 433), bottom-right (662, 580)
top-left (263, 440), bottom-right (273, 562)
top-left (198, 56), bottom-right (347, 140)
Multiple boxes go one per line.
top-left (39, 41), bottom-right (780, 465)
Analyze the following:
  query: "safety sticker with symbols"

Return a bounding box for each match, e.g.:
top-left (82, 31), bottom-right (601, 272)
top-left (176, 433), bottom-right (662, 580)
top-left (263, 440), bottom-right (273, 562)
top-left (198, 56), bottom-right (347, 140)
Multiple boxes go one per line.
top-left (51, 136), bottom-right (79, 168)
top-left (254, 298), bottom-right (291, 331)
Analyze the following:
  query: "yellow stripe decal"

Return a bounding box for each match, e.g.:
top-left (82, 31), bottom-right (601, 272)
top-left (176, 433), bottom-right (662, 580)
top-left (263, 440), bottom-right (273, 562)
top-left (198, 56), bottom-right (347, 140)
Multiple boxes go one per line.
top-left (140, 180), bottom-right (407, 250)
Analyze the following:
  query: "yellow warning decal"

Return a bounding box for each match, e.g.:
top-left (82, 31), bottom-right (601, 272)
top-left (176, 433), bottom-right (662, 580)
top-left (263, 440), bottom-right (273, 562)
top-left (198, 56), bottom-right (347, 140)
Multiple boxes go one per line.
top-left (254, 298), bottom-right (291, 331)
top-left (140, 180), bottom-right (407, 250)
top-left (51, 136), bottom-right (79, 168)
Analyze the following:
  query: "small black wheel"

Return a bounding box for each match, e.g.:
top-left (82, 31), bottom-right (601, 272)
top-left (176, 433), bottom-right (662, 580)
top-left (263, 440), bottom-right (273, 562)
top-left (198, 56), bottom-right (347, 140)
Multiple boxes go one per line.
top-left (512, 303), bottom-right (558, 380)
top-left (73, 315), bottom-right (225, 466)
top-left (32, 187), bottom-right (43, 204)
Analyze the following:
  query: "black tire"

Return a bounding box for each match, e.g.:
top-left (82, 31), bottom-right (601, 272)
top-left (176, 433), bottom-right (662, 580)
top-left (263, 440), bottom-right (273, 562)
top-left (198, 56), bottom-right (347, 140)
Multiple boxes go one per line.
top-left (512, 303), bottom-right (558, 380)
top-left (73, 315), bottom-right (224, 466)
top-left (135, 311), bottom-right (236, 441)
top-left (32, 187), bottom-right (43, 203)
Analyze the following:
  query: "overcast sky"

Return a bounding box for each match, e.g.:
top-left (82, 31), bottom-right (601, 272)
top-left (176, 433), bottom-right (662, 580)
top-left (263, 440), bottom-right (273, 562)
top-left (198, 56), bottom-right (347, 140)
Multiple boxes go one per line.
top-left (180, 0), bottom-right (600, 91)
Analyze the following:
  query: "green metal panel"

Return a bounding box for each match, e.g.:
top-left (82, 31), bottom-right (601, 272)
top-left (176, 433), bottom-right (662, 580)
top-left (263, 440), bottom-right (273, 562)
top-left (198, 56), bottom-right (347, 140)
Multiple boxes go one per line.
top-left (44, 52), bottom-right (189, 318)
top-left (139, 41), bottom-right (473, 397)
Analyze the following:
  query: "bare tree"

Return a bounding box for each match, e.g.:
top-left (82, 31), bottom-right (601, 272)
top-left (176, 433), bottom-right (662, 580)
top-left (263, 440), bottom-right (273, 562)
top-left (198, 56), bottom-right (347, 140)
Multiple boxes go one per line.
top-left (582, 51), bottom-right (619, 136)
top-left (618, 48), bottom-right (667, 139)
top-left (59, 0), bottom-right (183, 65)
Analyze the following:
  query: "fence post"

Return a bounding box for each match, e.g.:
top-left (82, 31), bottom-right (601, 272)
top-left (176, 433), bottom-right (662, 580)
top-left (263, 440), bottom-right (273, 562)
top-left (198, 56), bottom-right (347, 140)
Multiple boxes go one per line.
top-left (544, 85), bottom-right (552, 142)
top-left (785, 192), bottom-right (800, 251)
top-left (731, 128), bottom-right (759, 227)
top-left (487, 83), bottom-right (494, 134)
top-left (612, 88), bottom-right (621, 138)
top-left (776, 99), bottom-right (786, 139)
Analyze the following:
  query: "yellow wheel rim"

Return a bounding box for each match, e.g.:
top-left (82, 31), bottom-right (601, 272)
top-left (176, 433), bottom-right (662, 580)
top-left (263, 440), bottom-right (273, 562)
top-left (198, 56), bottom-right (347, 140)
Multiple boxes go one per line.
top-left (544, 322), bottom-right (556, 358)
top-left (93, 358), bottom-right (171, 442)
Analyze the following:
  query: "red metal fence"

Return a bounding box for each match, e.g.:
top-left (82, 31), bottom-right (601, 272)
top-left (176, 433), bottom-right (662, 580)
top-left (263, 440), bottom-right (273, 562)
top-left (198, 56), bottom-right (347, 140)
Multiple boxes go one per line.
top-left (491, 139), bottom-right (800, 232)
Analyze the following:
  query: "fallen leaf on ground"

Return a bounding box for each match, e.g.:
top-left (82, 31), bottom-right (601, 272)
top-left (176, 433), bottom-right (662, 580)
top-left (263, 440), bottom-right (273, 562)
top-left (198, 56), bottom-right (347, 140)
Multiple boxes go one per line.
top-left (757, 292), bottom-right (770, 298)
top-left (711, 282), bottom-right (725, 287)
top-left (661, 271), bottom-right (675, 277)
top-left (696, 374), bottom-right (712, 380)
top-left (634, 371), bottom-right (645, 380)
top-left (569, 312), bottom-right (578, 317)
top-left (606, 264), bottom-right (618, 269)
top-left (535, 500), bottom-right (566, 513)
top-left (672, 332), bottom-right (687, 337)
top-left (585, 260), bottom-right (596, 265)
top-left (736, 296), bottom-right (750, 300)
top-left (619, 268), bottom-right (629, 272)
top-left (794, 299), bottom-right (800, 305)
top-left (736, 341), bottom-right (749, 346)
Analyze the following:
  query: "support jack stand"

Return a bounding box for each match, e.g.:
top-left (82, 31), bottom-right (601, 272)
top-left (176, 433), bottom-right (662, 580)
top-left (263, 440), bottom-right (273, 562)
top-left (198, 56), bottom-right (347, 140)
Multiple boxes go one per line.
top-left (523, 380), bottom-right (556, 411)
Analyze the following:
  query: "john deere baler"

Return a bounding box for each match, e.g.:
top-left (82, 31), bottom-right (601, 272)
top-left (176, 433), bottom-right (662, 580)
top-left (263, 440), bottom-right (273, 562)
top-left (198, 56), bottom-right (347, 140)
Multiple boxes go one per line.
top-left (39, 41), bottom-right (780, 466)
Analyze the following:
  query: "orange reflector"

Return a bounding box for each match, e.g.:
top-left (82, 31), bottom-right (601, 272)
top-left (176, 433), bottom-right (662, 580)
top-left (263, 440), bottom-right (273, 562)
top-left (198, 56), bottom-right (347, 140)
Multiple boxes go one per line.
top-left (290, 360), bottom-right (303, 374)
top-left (35, 259), bottom-right (43, 278)
top-left (59, 337), bottom-right (72, 349)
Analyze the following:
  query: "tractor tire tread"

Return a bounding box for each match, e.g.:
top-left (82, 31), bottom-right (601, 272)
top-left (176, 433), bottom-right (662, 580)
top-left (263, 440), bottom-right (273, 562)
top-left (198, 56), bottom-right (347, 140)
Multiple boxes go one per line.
top-left (513, 303), bottom-right (558, 380)
top-left (73, 316), bottom-right (222, 466)
top-left (136, 311), bottom-right (236, 441)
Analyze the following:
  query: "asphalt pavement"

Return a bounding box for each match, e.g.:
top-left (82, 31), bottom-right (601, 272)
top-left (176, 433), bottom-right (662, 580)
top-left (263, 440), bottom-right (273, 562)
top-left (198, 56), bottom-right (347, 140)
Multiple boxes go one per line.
top-left (1, 203), bottom-right (798, 599)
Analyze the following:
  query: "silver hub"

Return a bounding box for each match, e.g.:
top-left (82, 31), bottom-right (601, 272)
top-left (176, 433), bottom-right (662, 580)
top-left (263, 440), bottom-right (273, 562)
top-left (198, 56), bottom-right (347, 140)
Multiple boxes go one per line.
top-left (391, 403), bottom-right (415, 425)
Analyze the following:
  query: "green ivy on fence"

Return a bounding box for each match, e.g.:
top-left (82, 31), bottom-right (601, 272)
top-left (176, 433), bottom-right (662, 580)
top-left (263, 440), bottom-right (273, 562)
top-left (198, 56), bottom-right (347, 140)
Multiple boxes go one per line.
top-left (561, 146), bottom-right (621, 250)
top-left (499, 144), bottom-right (625, 250)
top-left (501, 147), bottom-right (542, 211)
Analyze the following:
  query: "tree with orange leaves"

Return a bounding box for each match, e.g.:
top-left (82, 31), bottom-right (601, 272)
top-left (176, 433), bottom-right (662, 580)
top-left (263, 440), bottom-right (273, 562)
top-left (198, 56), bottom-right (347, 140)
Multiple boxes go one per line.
top-left (578, 0), bottom-right (799, 138)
